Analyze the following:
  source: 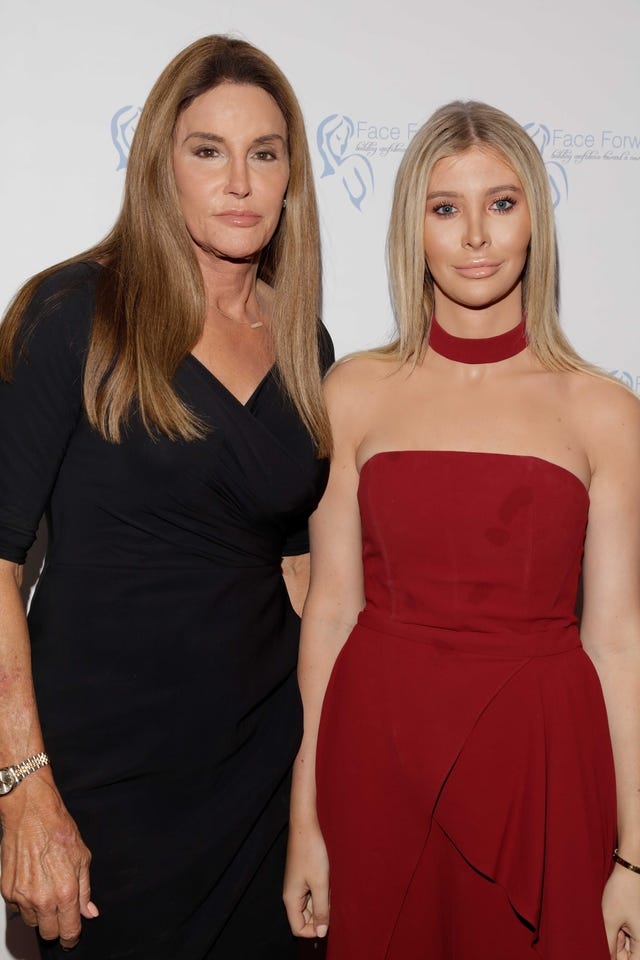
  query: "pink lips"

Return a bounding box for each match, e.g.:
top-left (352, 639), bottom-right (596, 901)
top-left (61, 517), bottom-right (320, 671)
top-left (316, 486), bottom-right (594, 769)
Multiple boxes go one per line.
top-left (454, 262), bottom-right (501, 279)
top-left (216, 210), bottom-right (262, 227)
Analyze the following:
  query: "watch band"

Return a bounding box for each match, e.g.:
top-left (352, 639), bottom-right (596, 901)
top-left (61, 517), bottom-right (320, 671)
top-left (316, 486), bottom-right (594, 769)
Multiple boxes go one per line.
top-left (0, 752), bottom-right (50, 796)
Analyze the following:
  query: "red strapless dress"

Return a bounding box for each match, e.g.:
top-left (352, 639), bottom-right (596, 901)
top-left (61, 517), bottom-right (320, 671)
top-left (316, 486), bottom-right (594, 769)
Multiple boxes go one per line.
top-left (316, 451), bottom-right (616, 959)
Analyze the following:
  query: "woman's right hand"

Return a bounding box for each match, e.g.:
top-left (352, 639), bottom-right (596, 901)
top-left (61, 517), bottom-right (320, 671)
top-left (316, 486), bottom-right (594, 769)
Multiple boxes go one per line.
top-left (283, 817), bottom-right (330, 939)
top-left (0, 773), bottom-right (98, 949)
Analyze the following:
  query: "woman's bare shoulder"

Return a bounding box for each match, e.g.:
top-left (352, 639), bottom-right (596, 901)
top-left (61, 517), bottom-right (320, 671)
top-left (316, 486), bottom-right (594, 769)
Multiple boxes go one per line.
top-left (325, 352), bottom-right (401, 395)
top-left (567, 369), bottom-right (640, 420)
top-left (564, 371), bottom-right (640, 460)
top-left (323, 353), bottom-right (402, 440)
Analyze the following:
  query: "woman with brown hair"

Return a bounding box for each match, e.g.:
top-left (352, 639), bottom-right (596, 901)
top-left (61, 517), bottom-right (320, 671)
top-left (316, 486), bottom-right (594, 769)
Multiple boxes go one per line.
top-left (0, 35), bottom-right (332, 960)
top-left (284, 100), bottom-right (640, 958)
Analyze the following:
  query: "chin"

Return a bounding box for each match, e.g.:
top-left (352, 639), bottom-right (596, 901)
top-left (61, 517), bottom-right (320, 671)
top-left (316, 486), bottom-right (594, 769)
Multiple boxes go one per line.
top-left (197, 241), bottom-right (265, 263)
top-left (440, 278), bottom-right (523, 312)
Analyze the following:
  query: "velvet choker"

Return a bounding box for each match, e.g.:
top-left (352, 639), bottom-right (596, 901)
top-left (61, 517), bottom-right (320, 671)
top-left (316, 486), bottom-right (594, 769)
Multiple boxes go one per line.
top-left (428, 316), bottom-right (527, 364)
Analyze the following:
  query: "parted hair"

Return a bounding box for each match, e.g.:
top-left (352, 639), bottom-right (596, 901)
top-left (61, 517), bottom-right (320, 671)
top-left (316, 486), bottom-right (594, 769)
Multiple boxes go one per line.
top-left (382, 100), bottom-right (587, 372)
top-left (0, 35), bottom-right (330, 454)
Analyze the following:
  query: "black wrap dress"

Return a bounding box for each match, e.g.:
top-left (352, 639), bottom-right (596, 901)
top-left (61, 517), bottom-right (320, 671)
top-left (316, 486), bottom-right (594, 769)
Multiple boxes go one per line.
top-left (0, 262), bottom-right (332, 959)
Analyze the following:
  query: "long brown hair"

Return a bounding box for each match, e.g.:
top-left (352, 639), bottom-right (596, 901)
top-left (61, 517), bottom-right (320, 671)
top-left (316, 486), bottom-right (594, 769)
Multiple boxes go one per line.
top-left (381, 100), bottom-right (589, 373)
top-left (0, 36), bottom-right (330, 454)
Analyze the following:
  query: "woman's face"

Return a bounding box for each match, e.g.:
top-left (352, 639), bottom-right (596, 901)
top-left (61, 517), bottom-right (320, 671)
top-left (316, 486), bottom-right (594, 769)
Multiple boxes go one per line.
top-left (173, 82), bottom-right (290, 264)
top-left (423, 145), bottom-right (531, 314)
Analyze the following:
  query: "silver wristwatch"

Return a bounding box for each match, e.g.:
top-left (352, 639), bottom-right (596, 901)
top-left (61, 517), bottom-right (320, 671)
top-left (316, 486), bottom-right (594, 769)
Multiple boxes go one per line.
top-left (0, 752), bottom-right (50, 796)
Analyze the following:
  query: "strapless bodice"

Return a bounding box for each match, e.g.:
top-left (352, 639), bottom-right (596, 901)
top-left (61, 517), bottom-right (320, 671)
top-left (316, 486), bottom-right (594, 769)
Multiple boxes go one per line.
top-left (357, 450), bottom-right (588, 645)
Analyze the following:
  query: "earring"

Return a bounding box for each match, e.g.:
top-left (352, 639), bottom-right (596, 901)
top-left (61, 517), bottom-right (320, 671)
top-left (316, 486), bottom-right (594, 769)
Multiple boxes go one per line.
top-left (282, 197), bottom-right (287, 209)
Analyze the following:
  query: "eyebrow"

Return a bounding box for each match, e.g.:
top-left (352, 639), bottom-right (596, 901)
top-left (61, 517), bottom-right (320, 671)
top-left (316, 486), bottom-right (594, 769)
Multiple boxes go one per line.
top-left (426, 184), bottom-right (524, 200)
top-left (181, 131), bottom-right (287, 147)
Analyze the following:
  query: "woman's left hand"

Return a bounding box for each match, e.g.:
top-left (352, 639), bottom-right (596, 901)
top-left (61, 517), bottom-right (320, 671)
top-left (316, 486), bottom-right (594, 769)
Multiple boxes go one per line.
top-left (603, 863), bottom-right (640, 958)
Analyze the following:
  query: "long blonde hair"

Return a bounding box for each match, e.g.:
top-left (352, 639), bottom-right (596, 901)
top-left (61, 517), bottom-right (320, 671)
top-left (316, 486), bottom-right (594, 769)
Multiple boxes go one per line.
top-left (0, 36), bottom-right (330, 454)
top-left (383, 100), bottom-right (588, 372)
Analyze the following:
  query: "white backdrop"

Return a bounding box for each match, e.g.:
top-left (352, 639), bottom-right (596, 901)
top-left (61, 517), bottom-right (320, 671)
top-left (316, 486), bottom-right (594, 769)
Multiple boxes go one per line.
top-left (1, 0), bottom-right (639, 955)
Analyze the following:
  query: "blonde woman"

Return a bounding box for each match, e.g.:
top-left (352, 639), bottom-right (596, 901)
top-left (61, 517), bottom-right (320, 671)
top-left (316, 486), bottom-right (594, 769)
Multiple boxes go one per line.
top-left (284, 101), bottom-right (640, 959)
top-left (0, 35), bottom-right (332, 960)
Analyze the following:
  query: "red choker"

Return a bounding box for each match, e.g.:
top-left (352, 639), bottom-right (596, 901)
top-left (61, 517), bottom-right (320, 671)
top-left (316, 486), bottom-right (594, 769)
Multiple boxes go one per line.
top-left (428, 316), bottom-right (527, 364)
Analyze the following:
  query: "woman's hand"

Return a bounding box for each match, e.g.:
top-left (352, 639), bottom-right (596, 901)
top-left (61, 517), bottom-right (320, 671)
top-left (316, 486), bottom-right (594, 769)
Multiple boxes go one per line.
top-left (283, 817), bottom-right (330, 939)
top-left (0, 773), bottom-right (98, 949)
top-left (602, 863), bottom-right (640, 959)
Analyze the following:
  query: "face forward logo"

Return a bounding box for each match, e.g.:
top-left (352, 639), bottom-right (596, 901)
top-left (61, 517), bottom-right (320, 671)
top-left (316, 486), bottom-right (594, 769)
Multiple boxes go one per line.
top-left (316, 114), bottom-right (374, 211)
top-left (111, 105), bottom-right (142, 171)
top-left (524, 122), bottom-right (569, 208)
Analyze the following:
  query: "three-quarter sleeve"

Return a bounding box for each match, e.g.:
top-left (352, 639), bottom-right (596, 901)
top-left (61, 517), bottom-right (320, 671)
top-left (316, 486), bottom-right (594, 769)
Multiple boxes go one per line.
top-left (281, 513), bottom-right (311, 558)
top-left (0, 264), bottom-right (96, 564)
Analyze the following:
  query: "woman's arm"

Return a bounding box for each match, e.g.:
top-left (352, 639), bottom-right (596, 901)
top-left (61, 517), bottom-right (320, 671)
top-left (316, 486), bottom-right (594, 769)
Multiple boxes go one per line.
top-left (579, 383), bottom-right (640, 960)
top-left (283, 364), bottom-right (366, 939)
top-left (0, 561), bottom-right (98, 948)
top-left (0, 269), bottom-right (101, 946)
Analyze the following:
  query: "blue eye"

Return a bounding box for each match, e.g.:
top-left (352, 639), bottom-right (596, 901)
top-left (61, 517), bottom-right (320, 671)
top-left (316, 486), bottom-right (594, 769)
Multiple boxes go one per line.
top-left (434, 203), bottom-right (457, 216)
top-left (492, 196), bottom-right (516, 212)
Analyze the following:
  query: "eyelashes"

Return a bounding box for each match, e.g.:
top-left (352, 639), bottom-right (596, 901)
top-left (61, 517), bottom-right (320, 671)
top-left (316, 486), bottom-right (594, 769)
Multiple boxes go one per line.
top-left (432, 202), bottom-right (457, 217)
top-left (193, 146), bottom-right (220, 159)
top-left (431, 195), bottom-right (518, 217)
top-left (491, 195), bottom-right (517, 213)
top-left (191, 146), bottom-right (281, 162)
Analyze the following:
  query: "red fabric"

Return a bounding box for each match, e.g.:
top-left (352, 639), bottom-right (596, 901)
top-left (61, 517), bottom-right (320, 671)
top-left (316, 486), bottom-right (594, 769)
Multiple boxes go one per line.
top-left (316, 451), bottom-right (616, 959)
top-left (428, 316), bottom-right (527, 363)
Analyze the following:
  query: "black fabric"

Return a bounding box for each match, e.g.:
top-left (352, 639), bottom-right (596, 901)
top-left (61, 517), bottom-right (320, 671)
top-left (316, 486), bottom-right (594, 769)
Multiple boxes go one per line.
top-left (0, 262), bottom-right (331, 959)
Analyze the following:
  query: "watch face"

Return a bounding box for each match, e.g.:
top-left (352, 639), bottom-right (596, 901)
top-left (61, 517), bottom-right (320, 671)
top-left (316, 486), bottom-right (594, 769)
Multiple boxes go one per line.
top-left (0, 768), bottom-right (18, 796)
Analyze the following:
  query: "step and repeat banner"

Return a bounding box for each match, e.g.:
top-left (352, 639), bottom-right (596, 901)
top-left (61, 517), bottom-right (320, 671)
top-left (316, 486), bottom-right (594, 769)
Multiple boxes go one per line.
top-left (1, 0), bottom-right (639, 956)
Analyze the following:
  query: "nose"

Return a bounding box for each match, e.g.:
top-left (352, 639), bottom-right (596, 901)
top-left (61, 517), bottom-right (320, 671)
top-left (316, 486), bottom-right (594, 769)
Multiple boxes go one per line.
top-left (224, 157), bottom-right (251, 198)
top-left (462, 210), bottom-right (489, 250)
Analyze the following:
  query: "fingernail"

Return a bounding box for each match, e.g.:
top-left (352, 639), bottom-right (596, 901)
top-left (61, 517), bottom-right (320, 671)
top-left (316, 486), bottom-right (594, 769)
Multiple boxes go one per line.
top-left (316, 924), bottom-right (328, 938)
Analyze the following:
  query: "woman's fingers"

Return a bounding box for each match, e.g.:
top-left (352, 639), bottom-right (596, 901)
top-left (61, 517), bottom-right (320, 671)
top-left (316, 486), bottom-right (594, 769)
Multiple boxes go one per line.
top-left (309, 890), bottom-right (329, 938)
top-left (285, 890), bottom-right (316, 938)
top-left (16, 904), bottom-right (38, 928)
top-left (0, 783), bottom-right (97, 947)
top-left (35, 904), bottom-right (66, 943)
top-left (56, 896), bottom-right (84, 949)
top-left (78, 863), bottom-right (99, 920)
top-left (283, 824), bottom-right (330, 938)
top-left (284, 884), bottom-right (330, 939)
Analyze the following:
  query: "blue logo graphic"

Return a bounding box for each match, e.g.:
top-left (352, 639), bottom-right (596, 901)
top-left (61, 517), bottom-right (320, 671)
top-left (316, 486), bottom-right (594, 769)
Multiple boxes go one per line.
top-left (111, 105), bottom-right (142, 171)
top-left (316, 114), bottom-right (374, 211)
top-left (524, 122), bottom-right (569, 208)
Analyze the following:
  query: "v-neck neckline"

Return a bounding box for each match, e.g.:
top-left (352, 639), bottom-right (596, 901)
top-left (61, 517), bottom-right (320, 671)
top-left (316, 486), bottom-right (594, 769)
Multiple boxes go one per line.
top-left (185, 353), bottom-right (275, 409)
